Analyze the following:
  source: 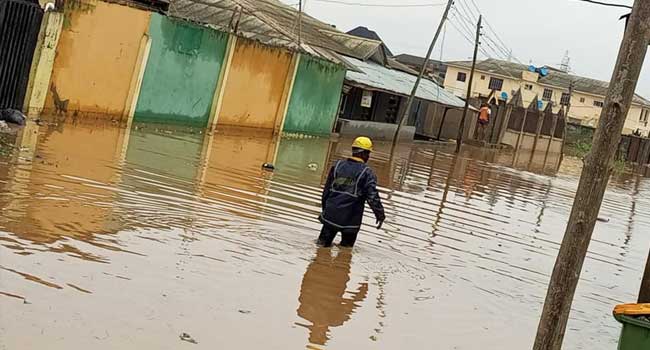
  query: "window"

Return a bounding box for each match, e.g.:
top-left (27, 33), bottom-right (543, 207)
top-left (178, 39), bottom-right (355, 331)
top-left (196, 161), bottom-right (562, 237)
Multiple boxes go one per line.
top-left (480, 75), bottom-right (486, 80)
top-left (542, 88), bottom-right (553, 101)
top-left (580, 97), bottom-right (586, 103)
top-left (560, 92), bottom-right (571, 106)
top-left (524, 84), bottom-right (533, 91)
top-left (594, 100), bottom-right (604, 107)
top-left (488, 77), bottom-right (504, 91)
top-left (457, 72), bottom-right (467, 82)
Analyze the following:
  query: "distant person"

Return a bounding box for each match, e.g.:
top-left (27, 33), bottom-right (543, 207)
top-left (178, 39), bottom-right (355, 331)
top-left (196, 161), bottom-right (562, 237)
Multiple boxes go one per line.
top-left (318, 137), bottom-right (385, 248)
top-left (477, 103), bottom-right (491, 141)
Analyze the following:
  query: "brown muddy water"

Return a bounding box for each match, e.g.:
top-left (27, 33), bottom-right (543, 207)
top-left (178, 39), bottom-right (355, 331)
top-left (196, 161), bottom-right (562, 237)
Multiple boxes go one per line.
top-left (1, 122), bottom-right (649, 350)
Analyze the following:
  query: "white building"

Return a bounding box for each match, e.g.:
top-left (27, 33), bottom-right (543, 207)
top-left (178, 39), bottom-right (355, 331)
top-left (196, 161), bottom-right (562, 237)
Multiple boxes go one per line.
top-left (443, 58), bottom-right (650, 136)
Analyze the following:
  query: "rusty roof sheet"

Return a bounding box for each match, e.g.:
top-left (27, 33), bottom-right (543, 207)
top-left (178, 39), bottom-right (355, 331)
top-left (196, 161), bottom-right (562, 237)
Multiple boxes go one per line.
top-left (168, 0), bottom-right (379, 63)
top-left (343, 56), bottom-right (466, 108)
top-left (318, 30), bottom-right (382, 60)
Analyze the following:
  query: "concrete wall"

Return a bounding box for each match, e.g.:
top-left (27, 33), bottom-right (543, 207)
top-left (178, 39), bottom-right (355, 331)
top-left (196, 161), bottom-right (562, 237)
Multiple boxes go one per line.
top-left (502, 129), bottom-right (562, 152)
top-left (218, 39), bottom-right (295, 130)
top-left (284, 55), bottom-right (345, 135)
top-left (624, 106), bottom-right (649, 135)
top-left (44, 0), bottom-right (150, 118)
top-left (23, 12), bottom-right (64, 115)
top-left (133, 14), bottom-right (229, 127)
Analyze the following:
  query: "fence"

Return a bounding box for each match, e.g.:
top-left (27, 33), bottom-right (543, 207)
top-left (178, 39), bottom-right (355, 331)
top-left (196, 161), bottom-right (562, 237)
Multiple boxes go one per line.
top-left (479, 93), bottom-right (566, 155)
top-left (0, 0), bottom-right (43, 110)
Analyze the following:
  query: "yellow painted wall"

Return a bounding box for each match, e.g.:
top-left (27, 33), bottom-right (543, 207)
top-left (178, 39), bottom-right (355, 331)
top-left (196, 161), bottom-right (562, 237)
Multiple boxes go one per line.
top-left (44, 0), bottom-right (150, 118)
top-left (218, 39), bottom-right (295, 129)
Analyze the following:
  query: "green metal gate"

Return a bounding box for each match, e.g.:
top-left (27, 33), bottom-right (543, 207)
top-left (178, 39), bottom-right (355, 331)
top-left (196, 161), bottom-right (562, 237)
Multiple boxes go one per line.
top-left (0, 0), bottom-right (43, 110)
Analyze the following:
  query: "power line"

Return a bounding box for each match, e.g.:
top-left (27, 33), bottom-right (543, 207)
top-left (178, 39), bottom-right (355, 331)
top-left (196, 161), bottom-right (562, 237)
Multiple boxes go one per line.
top-left (451, 7), bottom-right (510, 60)
top-left (448, 17), bottom-right (519, 80)
top-left (453, 2), bottom-right (509, 57)
top-left (310, 0), bottom-right (447, 7)
top-left (447, 16), bottom-right (479, 50)
top-left (456, 0), bottom-right (521, 63)
top-left (575, 0), bottom-right (632, 9)
top-left (460, 0), bottom-right (523, 63)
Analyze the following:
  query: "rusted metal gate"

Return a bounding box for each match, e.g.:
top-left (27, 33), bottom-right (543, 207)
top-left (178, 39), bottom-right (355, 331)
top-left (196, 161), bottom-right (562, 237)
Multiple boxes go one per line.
top-left (0, 0), bottom-right (43, 110)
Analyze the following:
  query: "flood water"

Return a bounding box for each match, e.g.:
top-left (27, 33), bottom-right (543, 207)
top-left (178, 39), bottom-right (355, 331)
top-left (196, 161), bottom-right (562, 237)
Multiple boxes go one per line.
top-left (1, 122), bottom-right (649, 349)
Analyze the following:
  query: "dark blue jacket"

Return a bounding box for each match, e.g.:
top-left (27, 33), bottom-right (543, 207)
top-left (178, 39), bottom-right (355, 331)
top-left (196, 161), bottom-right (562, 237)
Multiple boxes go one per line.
top-left (320, 158), bottom-right (385, 230)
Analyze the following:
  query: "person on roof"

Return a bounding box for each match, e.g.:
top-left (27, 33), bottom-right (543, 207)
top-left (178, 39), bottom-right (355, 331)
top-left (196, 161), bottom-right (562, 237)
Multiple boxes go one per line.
top-left (318, 137), bottom-right (385, 248)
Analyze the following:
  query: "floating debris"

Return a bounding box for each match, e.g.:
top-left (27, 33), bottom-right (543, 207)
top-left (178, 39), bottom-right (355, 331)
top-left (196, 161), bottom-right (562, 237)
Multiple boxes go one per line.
top-left (262, 163), bottom-right (275, 171)
top-left (179, 332), bottom-right (197, 344)
top-left (0, 109), bottom-right (26, 126)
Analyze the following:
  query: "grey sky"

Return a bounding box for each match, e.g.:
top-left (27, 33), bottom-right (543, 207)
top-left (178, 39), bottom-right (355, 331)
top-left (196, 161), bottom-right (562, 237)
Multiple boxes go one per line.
top-left (281, 0), bottom-right (650, 100)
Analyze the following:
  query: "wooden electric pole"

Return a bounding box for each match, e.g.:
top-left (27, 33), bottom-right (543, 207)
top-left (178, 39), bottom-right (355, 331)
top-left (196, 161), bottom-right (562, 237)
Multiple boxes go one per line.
top-left (558, 81), bottom-right (574, 167)
top-left (455, 15), bottom-right (482, 153)
top-left (298, 0), bottom-right (303, 46)
top-left (389, 0), bottom-right (454, 156)
top-left (533, 1), bottom-right (650, 349)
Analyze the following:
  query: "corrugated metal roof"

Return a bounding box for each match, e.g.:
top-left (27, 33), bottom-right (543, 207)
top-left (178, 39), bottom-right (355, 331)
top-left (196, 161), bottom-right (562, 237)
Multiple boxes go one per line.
top-left (346, 26), bottom-right (393, 56)
top-left (446, 58), bottom-right (650, 106)
top-left (318, 30), bottom-right (382, 60)
top-left (343, 56), bottom-right (466, 108)
top-left (394, 54), bottom-right (446, 70)
top-left (168, 0), bottom-right (379, 63)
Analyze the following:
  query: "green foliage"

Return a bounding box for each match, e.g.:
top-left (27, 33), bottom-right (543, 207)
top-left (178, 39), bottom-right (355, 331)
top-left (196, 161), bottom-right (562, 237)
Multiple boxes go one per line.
top-left (567, 140), bottom-right (592, 158)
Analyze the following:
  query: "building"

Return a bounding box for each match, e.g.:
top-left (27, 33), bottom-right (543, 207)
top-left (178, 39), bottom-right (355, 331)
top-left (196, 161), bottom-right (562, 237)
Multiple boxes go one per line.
top-left (346, 26), bottom-right (393, 56)
top-left (16, 0), bottom-right (468, 140)
top-left (21, 0), bottom-right (356, 135)
top-left (331, 30), bottom-right (467, 140)
top-left (394, 54), bottom-right (448, 84)
top-left (443, 58), bottom-right (650, 136)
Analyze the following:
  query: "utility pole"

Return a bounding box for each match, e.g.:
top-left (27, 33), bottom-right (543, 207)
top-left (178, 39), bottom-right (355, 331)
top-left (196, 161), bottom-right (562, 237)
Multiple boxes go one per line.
top-left (456, 15), bottom-right (482, 153)
top-left (533, 1), bottom-right (650, 349)
top-left (558, 81), bottom-right (574, 168)
top-left (389, 0), bottom-right (454, 156)
top-left (298, 0), bottom-right (303, 46)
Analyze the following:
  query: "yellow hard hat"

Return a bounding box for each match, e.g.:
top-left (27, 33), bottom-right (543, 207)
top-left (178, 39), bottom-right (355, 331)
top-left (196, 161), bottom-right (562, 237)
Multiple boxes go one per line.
top-left (352, 136), bottom-right (373, 152)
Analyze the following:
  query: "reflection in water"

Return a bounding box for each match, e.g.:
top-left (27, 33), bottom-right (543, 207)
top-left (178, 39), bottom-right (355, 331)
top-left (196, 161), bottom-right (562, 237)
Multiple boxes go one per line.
top-left (296, 248), bottom-right (367, 346)
top-left (0, 121), bottom-right (649, 350)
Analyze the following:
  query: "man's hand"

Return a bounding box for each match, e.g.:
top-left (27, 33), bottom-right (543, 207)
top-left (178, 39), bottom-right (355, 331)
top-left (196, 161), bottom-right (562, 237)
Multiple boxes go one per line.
top-left (376, 219), bottom-right (384, 230)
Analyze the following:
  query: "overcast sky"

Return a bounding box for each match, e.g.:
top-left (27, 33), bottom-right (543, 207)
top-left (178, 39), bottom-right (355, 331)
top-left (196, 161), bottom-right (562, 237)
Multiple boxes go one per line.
top-left (280, 0), bottom-right (650, 99)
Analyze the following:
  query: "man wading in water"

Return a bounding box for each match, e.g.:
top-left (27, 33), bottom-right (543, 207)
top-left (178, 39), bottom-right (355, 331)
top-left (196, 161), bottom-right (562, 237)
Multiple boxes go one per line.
top-left (318, 137), bottom-right (385, 248)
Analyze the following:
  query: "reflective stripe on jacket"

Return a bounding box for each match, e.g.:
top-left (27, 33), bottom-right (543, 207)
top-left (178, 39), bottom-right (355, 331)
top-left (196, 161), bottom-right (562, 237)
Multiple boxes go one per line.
top-left (320, 158), bottom-right (385, 229)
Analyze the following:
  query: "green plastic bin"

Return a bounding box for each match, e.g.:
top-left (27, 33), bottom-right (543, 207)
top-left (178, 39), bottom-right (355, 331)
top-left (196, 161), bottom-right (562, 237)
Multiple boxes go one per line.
top-left (614, 304), bottom-right (650, 350)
